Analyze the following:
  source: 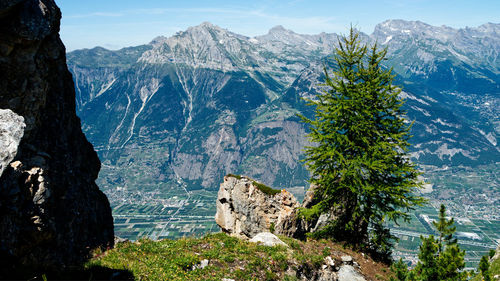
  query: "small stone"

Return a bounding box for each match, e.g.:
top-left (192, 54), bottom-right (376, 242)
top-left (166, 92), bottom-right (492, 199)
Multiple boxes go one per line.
top-left (341, 255), bottom-right (353, 263)
top-left (222, 279), bottom-right (235, 281)
top-left (192, 259), bottom-right (209, 270)
top-left (325, 256), bottom-right (335, 267)
top-left (114, 236), bottom-right (129, 244)
top-left (199, 259), bottom-right (209, 269)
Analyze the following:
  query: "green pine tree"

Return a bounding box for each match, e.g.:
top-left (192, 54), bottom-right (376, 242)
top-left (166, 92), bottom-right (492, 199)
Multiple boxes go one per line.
top-left (413, 235), bottom-right (439, 281)
top-left (390, 258), bottom-right (410, 281)
top-left (479, 255), bottom-right (492, 281)
top-left (433, 204), bottom-right (457, 253)
top-left (300, 27), bottom-right (425, 260)
top-left (437, 242), bottom-right (466, 281)
top-left (399, 204), bottom-right (467, 281)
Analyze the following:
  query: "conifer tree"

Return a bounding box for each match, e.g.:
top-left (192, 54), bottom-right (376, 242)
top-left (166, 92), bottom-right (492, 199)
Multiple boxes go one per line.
top-left (390, 259), bottom-right (410, 281)
top-left (395, 204), bottom-right (467, 281)
top-left (433, 204), bottom-right (457, 253)
top-left (479, 255), bottom-right (492, 281)
top-left (414, 234), bottom-right (439, 280)
top-left (300, 27), bottom-right (425, 259)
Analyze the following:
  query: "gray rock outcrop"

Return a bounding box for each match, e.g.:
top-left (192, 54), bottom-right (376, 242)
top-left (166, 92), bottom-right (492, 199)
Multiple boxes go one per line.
top-left (215, 175), bottom-right (305, 239)
top-left (0, 109), bottom-right (25, 176)
top-left (0, 0), bottom-right (114, 275)
top-left (216, 175), bottom-right (334, 239)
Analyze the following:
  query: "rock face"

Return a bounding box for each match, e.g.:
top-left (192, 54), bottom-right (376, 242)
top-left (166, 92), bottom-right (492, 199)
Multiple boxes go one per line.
top-left (215, 175), bottom-right (306, 239)
top-left (0, 0), bottom-right (114, 273)
top-left (215, 175), bottom-right (332, 239)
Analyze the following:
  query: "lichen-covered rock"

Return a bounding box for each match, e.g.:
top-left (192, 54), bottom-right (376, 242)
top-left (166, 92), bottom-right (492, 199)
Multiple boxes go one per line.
top-left (215, 175), bottom-right (303, 239)
top-left (0, 109), bottom-right (25, 176)
top-left (0, 0), bottom-right (113, 275)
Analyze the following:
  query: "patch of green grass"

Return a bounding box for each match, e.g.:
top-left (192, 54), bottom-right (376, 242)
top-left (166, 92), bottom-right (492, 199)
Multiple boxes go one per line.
top-left (226, 174), bottom-right (281, 196)
top-left (84, 233), bottom-right (391, 281)
top-left (226, 173), bottom-right (242, 180)
top-left (252, 180), bottom-right (281, 196)
top-left (86, 233), bottom-right (293, 280)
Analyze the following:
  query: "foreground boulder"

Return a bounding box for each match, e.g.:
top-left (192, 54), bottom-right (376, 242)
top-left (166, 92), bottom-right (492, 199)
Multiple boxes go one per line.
top-left (215, 175), bottom-right (308, 238)
top-left (0, 0), bottom-right (113, 274)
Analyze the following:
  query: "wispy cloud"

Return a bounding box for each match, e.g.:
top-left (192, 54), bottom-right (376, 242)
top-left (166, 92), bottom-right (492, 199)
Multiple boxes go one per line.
top-left (64, 6), bottom-right (342, 35)
top-left (64, 7), bottom-right (250, 18)
top-left (128, 7), bottom-right (341, 33)
top-left (66, 12), bottom-right (124, 19)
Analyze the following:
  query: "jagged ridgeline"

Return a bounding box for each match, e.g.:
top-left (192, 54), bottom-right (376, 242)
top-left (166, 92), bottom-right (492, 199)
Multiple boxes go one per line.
top-left (67, 21), bottom-right (499, 239)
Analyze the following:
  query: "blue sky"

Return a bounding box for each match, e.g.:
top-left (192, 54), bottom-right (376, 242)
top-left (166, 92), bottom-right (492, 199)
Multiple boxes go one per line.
top-left (57, 0), bottom-right (499, 51)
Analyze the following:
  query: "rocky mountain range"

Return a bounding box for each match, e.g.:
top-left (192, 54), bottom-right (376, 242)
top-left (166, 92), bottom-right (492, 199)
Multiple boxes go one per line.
top-left (67, 20), bottom-right (499, 194)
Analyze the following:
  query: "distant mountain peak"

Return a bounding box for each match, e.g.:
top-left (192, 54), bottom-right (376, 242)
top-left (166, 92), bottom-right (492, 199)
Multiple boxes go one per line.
top-left (270, 25), bottom-right (286, 31)
top-left (200, 21), bottom-right (215, 27)
top-left (187, 21), bottom-right (225, 33)
top-left (375, 19), bottom-right (432, 33)
top-left (268, 25), bottom-right (292, 34)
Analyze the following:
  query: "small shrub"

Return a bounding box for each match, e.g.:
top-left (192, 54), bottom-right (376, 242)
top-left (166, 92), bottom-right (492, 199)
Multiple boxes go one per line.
top-left (174, 253), bottom-right (200, 271)
top-left (222, 254), bottom-right (236, 263)
top-left (269, 250), bottom-right (289, 271)
top-left (265, 270), bottom-right (278, 281)
top-left (322, 247), bottom-right (331, 257)
top-left (269, 222), bottom-right (276, 233)
top-left (489, 249), bottom-right (495, 258)
top-left (310, 254), bottom-right (324, 268)
top-left (284, 275), bottom-right (299, 281)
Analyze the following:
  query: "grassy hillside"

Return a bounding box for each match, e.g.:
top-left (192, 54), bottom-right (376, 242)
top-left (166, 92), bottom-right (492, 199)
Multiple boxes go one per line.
top-left (36, 233), bottom-right (392, 280)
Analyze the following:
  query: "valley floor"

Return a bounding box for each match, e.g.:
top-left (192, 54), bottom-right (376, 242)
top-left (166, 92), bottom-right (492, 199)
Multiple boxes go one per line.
top-left (101, 162), bottom-right (500, 269)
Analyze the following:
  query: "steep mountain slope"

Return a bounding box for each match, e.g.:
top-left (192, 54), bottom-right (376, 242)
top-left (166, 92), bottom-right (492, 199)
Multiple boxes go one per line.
top-left (67, 20), bottom-right (499, 221)
top-left (373, 20), bottom-right (499, 89)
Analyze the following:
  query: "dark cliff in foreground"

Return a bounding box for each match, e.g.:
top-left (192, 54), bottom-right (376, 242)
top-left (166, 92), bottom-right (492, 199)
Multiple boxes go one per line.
top-left (0, 0), bottom-right (114, 275)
